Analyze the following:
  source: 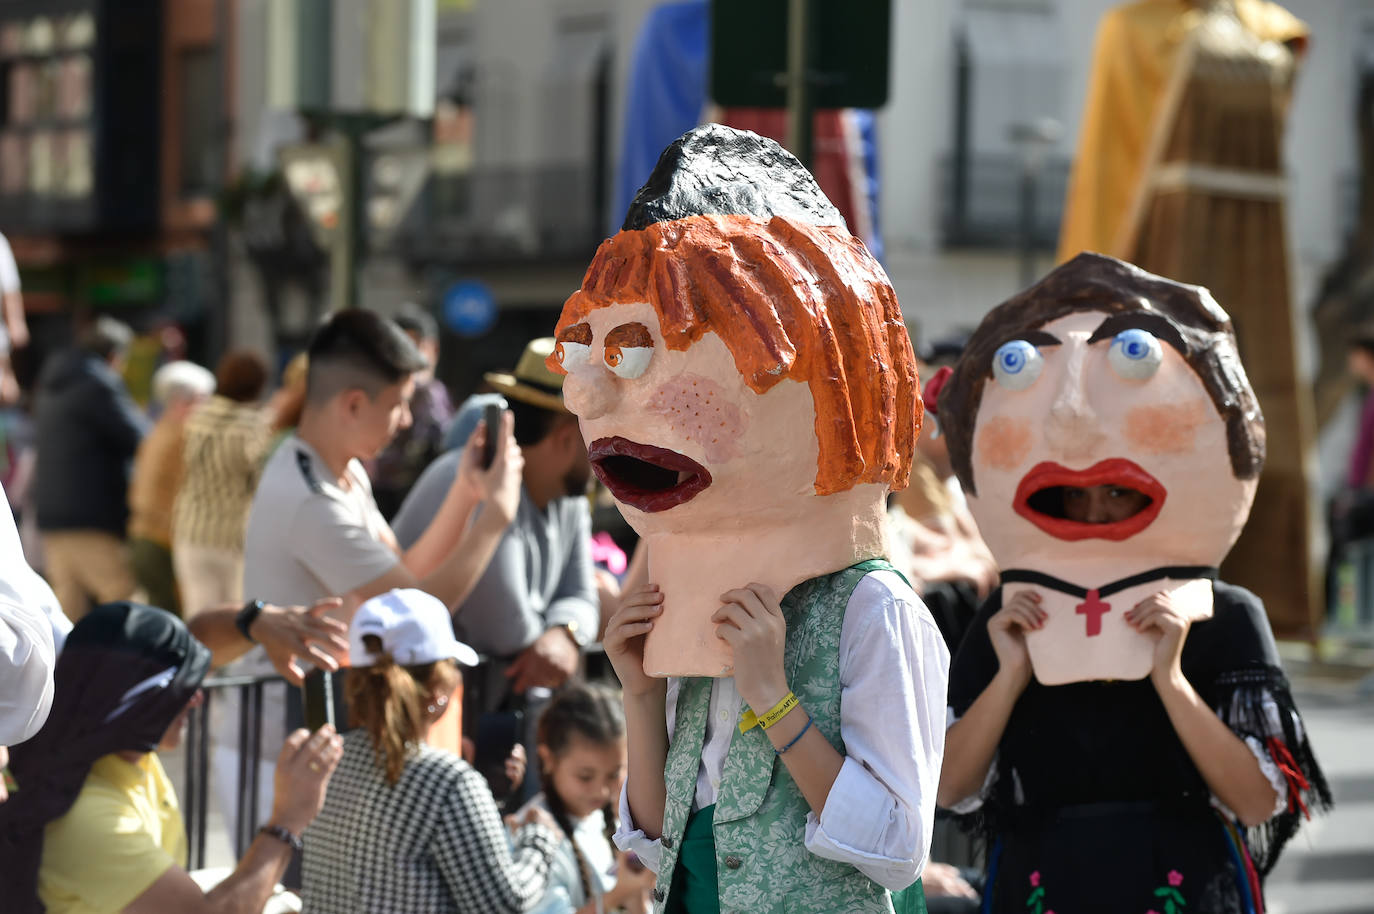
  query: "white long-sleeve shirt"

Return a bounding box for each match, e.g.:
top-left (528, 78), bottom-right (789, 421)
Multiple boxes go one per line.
top-left (1, 596), bottom-right (54, 744)
top-left (0, 480), bottom-right (69, 652)
top-left (615, 570), bottom-right (950, 892)
top-left (1, 479), bottom-right (62, 744)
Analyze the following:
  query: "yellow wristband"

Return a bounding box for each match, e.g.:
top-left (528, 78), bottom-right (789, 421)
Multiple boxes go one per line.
top-left (739, 691), bottom-right (799, 733)
top-left (760, 692), bottom-right (800, 729)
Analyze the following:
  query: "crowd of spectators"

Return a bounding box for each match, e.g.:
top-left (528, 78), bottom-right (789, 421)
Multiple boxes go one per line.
top-left (0, 301), bottom-right (1003, 913)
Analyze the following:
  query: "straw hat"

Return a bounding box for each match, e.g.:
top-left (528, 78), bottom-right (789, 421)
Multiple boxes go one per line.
top-left (482, 337), bottom-right (568, 413)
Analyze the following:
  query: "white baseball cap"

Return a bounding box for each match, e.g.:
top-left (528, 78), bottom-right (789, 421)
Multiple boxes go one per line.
top-left (350, 589), bottom-right (480, 668)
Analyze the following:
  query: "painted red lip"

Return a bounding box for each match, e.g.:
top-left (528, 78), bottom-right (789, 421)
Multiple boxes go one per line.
top-left (1013, 459), bottom-right (1167, 541)
top-left (588, 436), bottom-right (713, 513)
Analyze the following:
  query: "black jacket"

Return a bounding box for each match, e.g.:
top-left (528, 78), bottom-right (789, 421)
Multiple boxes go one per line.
top-left (34, 349), bottom-right (148, 534)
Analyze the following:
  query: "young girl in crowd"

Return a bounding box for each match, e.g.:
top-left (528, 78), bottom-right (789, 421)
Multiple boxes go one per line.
top-left (301, 588), bottom-right (561, 914)
top-left (525, 682), bottom-right (656, 914)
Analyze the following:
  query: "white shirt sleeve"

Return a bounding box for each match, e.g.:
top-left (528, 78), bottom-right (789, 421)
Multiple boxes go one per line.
top-left (0, 480), bottom-right (69, 653)
top-left (0, 596), bottom-right (55, 744)
top-left (0, 234), bottom-right (19, 295)
top-left (615, 782), bottom-right (664, 874)
top-left (803, 571), bottom-right (950, 891)
top-left (613, 678), bottom-right (680, 875)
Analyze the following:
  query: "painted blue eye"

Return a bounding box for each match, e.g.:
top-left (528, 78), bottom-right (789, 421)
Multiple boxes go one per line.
top-left (1108, 328), bottom-right (1163, 380)
top-left (991, 340), bottom-right (1044, 391)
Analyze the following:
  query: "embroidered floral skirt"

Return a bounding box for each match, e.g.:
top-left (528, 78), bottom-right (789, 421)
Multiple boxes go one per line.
top-left (985, 801), bottom-right (1259, 914)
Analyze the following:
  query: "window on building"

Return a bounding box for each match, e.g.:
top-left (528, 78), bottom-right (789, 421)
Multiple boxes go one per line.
top-left (539, 15), bottom-right (611, 251)
top-left (941, 0), bottom-right (1068, 249)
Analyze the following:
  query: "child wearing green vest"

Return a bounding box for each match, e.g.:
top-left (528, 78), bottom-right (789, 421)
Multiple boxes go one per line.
top-left (607, 567), bottom-right (947, 914)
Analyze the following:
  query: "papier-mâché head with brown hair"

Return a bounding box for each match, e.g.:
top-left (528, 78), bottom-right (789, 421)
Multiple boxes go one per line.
top-left (934, 252), bottom-right (1263, 584)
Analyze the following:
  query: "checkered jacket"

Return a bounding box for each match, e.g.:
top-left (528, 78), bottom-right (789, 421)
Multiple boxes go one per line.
top-left (302, 731), bottom-right (559, 913)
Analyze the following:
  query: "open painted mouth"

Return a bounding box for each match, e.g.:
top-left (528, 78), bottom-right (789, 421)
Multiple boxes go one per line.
top-left (1013, 459), bottom-right (1166, 541)
top-left (588, 436), bottom-right (712, 513)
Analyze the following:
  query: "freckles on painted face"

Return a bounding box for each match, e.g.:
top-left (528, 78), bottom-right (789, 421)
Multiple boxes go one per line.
top-left (558, 301), bottom-right (821, 529)
top-left (967, 310), bottom-right (1250, 565)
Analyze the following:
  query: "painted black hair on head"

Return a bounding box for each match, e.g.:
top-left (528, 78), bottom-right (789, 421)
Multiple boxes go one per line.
top-left (621, 123), bottom-right (844, 230)
top-left (305, 308), bottom-right (429, 404)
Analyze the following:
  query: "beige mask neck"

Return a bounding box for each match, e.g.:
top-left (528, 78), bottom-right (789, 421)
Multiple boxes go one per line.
top-left (640, 485), bottom-right (889, 677)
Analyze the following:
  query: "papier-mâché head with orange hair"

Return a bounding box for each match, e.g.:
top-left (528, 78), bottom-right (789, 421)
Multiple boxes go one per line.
top-left (549, 124), bottom-right (919, 676)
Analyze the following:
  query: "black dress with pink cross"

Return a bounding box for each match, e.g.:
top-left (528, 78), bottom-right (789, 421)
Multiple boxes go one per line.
top-left (946, 580), bottom-right (1329, 914)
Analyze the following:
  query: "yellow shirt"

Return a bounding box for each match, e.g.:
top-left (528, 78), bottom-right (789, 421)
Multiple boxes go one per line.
top-left (39, 753), bottom-right (187, 914)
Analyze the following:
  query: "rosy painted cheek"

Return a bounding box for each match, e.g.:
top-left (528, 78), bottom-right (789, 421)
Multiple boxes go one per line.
top-left (1123, 400), bottom-right (1207, 455)
top-left (646, 373), bottom-right (746, 463)
top-left (975, 416), bottom-right (1034, 471)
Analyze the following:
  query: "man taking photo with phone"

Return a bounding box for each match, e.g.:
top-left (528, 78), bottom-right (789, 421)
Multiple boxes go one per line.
top-left (391, 338), bottom-right (599, 776)
top-left (222, 308), bottom-right (524, 842)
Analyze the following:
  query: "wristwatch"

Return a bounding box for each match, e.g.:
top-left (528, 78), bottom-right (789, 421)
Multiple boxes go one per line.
top-left (550, 620), bottom-right (582, 647)
top-left (235, 599), bottom-right (266, 642)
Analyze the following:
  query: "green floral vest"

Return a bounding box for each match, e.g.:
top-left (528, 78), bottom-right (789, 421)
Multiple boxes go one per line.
top-left (653, 560), bottom-right (914, 914)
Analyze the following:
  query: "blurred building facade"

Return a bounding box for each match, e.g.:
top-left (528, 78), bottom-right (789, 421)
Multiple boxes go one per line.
top-left (0, 0), bottom-right (234, 388)
top-left (5, 0), bottom-right (1372, 476)
top-left (229, 0), bottom-right (1369, 370)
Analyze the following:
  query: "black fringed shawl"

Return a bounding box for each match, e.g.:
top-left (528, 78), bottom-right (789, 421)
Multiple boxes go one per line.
top-left (946, 580), bottom-right (1330, 876)
top-left (0, 603), bottom-right (210, 914)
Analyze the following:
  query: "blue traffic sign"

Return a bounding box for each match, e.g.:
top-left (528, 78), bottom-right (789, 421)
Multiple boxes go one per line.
top-left (441, 279), bottom-right (498, 337)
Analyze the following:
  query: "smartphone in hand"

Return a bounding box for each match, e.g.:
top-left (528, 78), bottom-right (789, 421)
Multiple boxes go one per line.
top-left (302, 669), bottom-right (336, 732)
top-left (482, 403), bottom-right (504, 469)
top-left (473, 710), bottom-right (523, 801)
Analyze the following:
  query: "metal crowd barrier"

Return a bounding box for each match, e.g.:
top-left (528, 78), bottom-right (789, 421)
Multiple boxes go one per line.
top-left (180, 647), bottom-right (616, 870)
top-left (182, 671), bottom-right (283, 870)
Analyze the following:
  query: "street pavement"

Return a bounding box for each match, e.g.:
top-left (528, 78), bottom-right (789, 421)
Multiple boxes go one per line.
top-left (1266, 661), bottom-right (1374, 914)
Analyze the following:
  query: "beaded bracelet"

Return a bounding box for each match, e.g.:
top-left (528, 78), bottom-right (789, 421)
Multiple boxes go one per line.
top-left (775, 716), bottom-right (814, 755)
